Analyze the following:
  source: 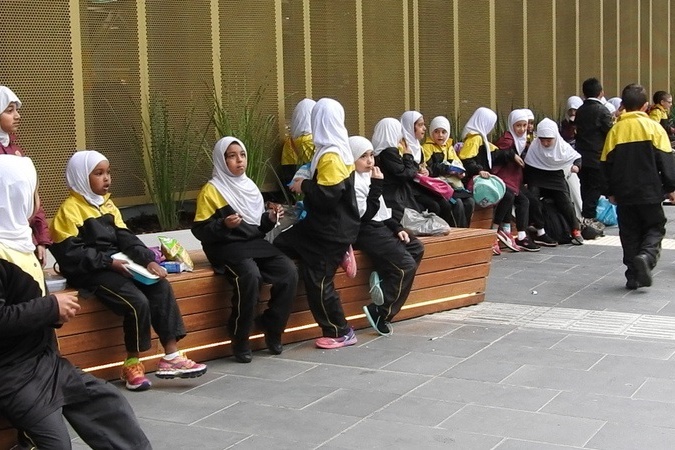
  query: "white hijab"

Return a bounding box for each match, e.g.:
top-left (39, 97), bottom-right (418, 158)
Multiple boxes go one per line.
top-left (209, 136), bottom-right (264, 226)
top-left (565, 96), bottom-right (583, 120)
top-left (66, 150), bottom-right (108, 207)
top-left (429, 116), bottom-right (451, 146)
top-left (0, 86), bottom-right (21, 147)
top-left (461, 107), bottom-right (497, 168)
top-left (349, 136), bottom-right (391, 222)
top-left (525, 118), bottom-right (581, 171)
top-left (290, 98), bottom-right (316, 139)
top-left (400, 110), bottom-right (424, 163)
top-left (607, 97), bottom-right (622, 112)
top-left (507, 109), bottom-right (529, 155)
top-left (0, 155), bottom-right (37, 253)
top-left (308, 98), bottom-right (353, 178)
top-left (372, 118), bottom-right (404, 156)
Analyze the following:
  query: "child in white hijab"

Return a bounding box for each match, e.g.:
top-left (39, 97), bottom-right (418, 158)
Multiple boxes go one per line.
top-left (275, 98), bottom-right (361, 350)
top-left (0, 155), bottom-right (151, 449)
top-left (192, 137), bottom-right (297, 362)
top-left (400, 110), bottom-right (426, 165)
top-left (349, 136), bottom-right (424, 336)
top-left (280, 98), bottom-right (316, 184)
top-left (50, 150), bottom-right (207, 391)
top-left (560, 96), bottom-right (583, 143)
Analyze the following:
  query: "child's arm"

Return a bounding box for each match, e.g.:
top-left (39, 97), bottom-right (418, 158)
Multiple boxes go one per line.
top-left (459, 137), bottom-right (486, 178)
top-left (361, 175), bottom-right (385, 223)
top-left (377, 148), bottom-right (419, 181)
top-left (300, 153), bottom-right (351, 211)
top-left (493, 133), bottom-right (517, 165)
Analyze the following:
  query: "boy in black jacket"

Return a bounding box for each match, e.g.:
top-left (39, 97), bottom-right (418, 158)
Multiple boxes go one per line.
top-left (601, 83), bottom-right (675, 289)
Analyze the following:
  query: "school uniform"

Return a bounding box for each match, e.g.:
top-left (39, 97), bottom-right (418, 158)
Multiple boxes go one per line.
top-left (601, 110), bottom-right (675, 285)
top-left (280, 98), bottom-right (317, 184)
top-left (50, 152), bottom-right (186, 355)
top-left (0, 155), bottom-right (149, 449)
top-left (274, 98), bottom-right (360, 340)
top-left (648, 104), bottom-right (675, 141)
top-left (192, 137), bottom-right (296, 352)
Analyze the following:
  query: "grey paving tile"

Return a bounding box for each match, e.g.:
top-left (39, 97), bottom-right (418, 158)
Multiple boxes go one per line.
top-left (140, 418), bottom-right (247, 449)
top-left (362, 334), bottom-right (491, 358)
top-left (186, 374), bottom-right (338, 409)
top-left (410, 377), bottom-right (558, 411)
top-left (494, 439), bottom-right (590, 450)
top-left (278, 339), bottom-right (408, 368)
top-left (473, 341), bottom-right (603, 370)
top-left (369, 395), bottom-right (464, 427)
top-left (289, 364), bottom-right (429, 395)
top-left (114, 369), bottom-right (225, 395)
top-left (552, 334), bottom-right (675, 359)
top-left (559, 294), bottom-right (670, 314)
top-left (587, 421), bottom-right (675, 450)
top-left (387, 317), bottom-right (462, 336)
top-left (379, 351), bottom-right (462, 375)
top-left (441, 356), bottom-right (523, 383)
top-left (195, 401), bottom-right (360, 446)
top-left (324, 417), bottom-right (502, 449)
top-left (304, 387), bottom-right (399, 417)
top-left (203, 355), bottom-right (317, 380)
top-left (502, 364), bottom-right (643, 397)
top-left (654, 301), bottom-right (675, 316)
top-left (541, 391), bottom-right (675, 429)
top-left (439, 404), bottom-right (604, 447)
top-left (633, 377), bottom-right (675, 403)
top-left (494, 328), bottom-right (568, 348)
top-left (446, 324), bottom-right (517, 341)
top-left (120, 389), bottom-right (233, 424)
top-left (228, 435), bottom-right (316, 450)
top-left (590, 354), bottom-right (675, 381)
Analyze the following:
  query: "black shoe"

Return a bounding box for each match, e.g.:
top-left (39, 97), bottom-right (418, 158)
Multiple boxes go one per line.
top-left (256, 316), bottom-right (284, 355)
top-left (515, 237), bottom-right (540, 252)
top-left (231, 337), bottom-right (252, 363)
top-left (362, 304), bottom-right (392, 336)
top-left (632, 254), bottom-right (653, 287)
top-left (625, 279), bottom-right (642, 290)
top-left (533, 233), bottom-right (558, 247)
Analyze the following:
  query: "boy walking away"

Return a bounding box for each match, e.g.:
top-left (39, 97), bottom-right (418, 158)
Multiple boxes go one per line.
top-left (575, 77), bottom-right (613, 238)
top-left (648, 90), bottom-right (675, 142)
top-left (601, 84), bottom-right (675, 290)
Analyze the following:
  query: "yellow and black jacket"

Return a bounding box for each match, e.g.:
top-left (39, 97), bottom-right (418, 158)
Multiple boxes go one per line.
top-left (458, 133), bottom-right (498, 179)
top-left (648, 104), bottom-right (675, 141)
top-left (191, 183), bottom-right (277, 271)
top-left (49, 192), bottom-right (155, 286)
top-left (601, 111), bottom-right (675, 205)
top-left (280, 134), bottom-right (315, 185)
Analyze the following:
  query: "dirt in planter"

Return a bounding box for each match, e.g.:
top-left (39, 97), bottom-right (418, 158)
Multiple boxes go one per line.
top-left (125, 211), bottom-right (196, 234)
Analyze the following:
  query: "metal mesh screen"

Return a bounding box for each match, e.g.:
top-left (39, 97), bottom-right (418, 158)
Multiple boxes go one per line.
top-left (651, 0), bottom-right (670, 91)
top-left (457, 0), bottom-right (491, 122)
top-left (281, 0), bottom-right (308, 124)
top-left (494, 0), bottom-right (524, 116)
top-left (0, 2), bottom-right (76, 216)
top-left (618, 0), bottom-right (639, 86)
top-left (555, 0), bottom-right (578, 104)
top-left (362, 0), bottom-right (406, 137)
top-left (578, 0), bottom-right (602, 81)
top-left (417, 0), bottom-right (456, 122)
top-left (309, 0), bottom-right (359, 133)
top-left (526, 0), bottom-right (553, 115)
top-left (640, 0), bottom-right (652, 89)
top-left (602, 1), bottom-right (619, 96)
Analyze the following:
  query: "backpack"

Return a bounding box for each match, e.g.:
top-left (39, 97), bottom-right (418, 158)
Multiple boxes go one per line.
top-left (542, 199), bottom-right (572, 244)
top-left (472, 175), bottom-right (506, 208)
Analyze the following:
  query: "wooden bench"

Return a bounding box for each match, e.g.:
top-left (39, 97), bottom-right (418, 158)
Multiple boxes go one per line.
top-left (470, 205), bottom-right (494, 229)
top-left (0, 228), bottom-right (494, 447)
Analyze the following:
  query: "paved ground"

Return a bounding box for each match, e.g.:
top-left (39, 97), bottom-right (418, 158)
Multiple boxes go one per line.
top-left (70, 206), bottom-right (675, 449)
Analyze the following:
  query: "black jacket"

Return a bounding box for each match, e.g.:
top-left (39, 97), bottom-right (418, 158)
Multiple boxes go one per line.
top-left (575, 98), bottom-right (613, 169)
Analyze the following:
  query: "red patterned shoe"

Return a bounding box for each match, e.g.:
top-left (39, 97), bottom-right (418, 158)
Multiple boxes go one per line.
top-left (492, 240), bottom-right (502, 256)
top-left (155, 353), bottom-right (207, 379)
top-left (121, 362), bottom-right (152, 391)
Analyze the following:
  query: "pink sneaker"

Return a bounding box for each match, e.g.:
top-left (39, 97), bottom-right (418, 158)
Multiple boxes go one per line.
top-left (315, 328), bottom-right (357, 349)
top-left (155, 353), bottom-right (207, 379)
top-left (121, 362), bottom-right (152, 391)
top-left (497, 229), bottom-right (520, 252)
top-left (492, 240), bottom-right (502, 256)
top-left (340, 245), bottom-right (357, 278)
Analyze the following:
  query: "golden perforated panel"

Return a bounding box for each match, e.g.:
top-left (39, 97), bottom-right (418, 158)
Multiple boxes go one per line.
top-left (651, 0), bottom-right (670, 91)
top-left (494, 0), bottom-right (524, 115)
top-left (219, 1), bottom-right (278, 127)
top-left (362, 0), bottom-right (406, 136)
top-left (640, 0), bottom-right (652, 89)
top-left (146, 0), bottom-right (214, 190)
top-left (578, 0), bottom-right (601, 81)
top-left (417, 0), bottom-right (456, 122)
top-left (80, 0), bottom-right (146, 204)
top-left (602, 1), bottom-right (619, 96)
top-left (281, 0), bottom-right (308, 123)
top-left (555, 1), bottom-right (578, 103)
top-left (526, 0), bottom-right (554, 115)
top-left (0, 2), bottom-right (76, 216)
top-left (309, 1), bottom-right (359, 133)
top-left (618, 0), bottom-right (639, 86)
top-left (457, 0), bottom-right (491, 122)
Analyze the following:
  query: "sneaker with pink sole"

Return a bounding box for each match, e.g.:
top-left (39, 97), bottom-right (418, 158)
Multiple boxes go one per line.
top-left (155, 353), bottom-right (207, 379)
top-left (315, 328), bottom-right (357, 349)
top-left (121, 362), bottom-right (152, 392)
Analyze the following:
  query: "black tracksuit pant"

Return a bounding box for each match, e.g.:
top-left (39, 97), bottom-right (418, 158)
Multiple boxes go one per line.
top-left (222, 254), bottom-right (297, 340)
top-left (579, 166), bottom-right (606, 219)
top-left (616, 203), bottom-right (667, 282)
top-left (87, 272), bottom-right (186, 353)
top-left (355, 223), bottom-right (424, 321)
top-left (529, 186), bottom-right (580, 231)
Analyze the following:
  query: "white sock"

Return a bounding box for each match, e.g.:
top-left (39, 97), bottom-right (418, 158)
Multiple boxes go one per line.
top-left (517, 231), bottom-right (526, 240)
top-left (163, 351), bottom-right (179, 360)
top-left (537, 228), bottom-right (546, 236)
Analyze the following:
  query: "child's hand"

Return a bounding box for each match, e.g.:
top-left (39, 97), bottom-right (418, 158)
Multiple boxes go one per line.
top-left (55, 292), bottom-right (80, 324)
top-left (418, 166), bottom-right (429, 176)
top-left (514, 155), bottom-right (525, 167)
top-left (147, 261), bottom-right (167, 279)
top-left (223, 213), bottom-right (242, 228)
top-left (668, 191), bottom-right (675, 203)
top-left (267, 202), bottom-right (284, 222)
top-left (371, 166), bottom-right (384, 179)
top-left (479, 170), bottom-right (491, 179)
top-left (397, 230), bottom-right (410, 243)
top-left (35, 244), bottom-right (47, 268)
top-left (289, 178), bottom-right (304, 194)
top-left (111, 259), bottom-right (132, 277)
top-left (571, 165), bottom-right (580, 173)
top-left (608, 195), bottom-right (617, 205)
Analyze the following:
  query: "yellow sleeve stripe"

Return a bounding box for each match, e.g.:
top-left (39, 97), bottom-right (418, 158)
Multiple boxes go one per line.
top-left (194, 183), bottom-right (228, 222)
top-left (602, 113), bottom-right (672, 160)
top-left (49, 194), bottom-right (126, 243)
top-left (316, 152), bottom-right (351, 186)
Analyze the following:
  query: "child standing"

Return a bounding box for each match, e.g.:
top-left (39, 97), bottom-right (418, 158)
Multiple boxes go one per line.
top-left (192, 137), bottom-right (297, 362)
top-left (50, 150), bottom-right (207, 391)
top-left (0, 86), bottom-right (52, 266)
top-left (275, 98), bottom-right (361, 349)
top-left (280, 98), bottom-right (316, 185)
top-left (460, 107), bottom-right (517, 254)
top-left (422, 116), bottom-right (475, 227)
top-left (648, 91), bottom-right (675, 142)
top-left (601, 84), bottom-right (675, 289)
top-left (0, 155), bottom-right (150, 449)
top-left (560, 95), bottom-right (583, 144)
top-left (349, 136), bottom-right (424, 336)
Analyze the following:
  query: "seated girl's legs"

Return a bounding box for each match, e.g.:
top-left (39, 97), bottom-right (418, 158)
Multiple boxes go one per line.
top-left (449, 198), bottom-right (467, 227)
top-left (523, 185), bottom-right (545, 230)
top-left (138, 279), bottom-right (187, 349)
top-left (88, 271), bottom-right (153, 354)
top-left (63, 372), bottom-right (151, 450)
top-left (222, 258), bottom-right (263, 345)
top-left (416, 192), bottom-right (457, 227)
top-left (493, 189), bottom-right (515, 226)
top-left (543, 187), bottom-right (580, 230)
top-left (513, 191), bottom-right (530, 232)
top-left (256, 253), bottom-right (298, 336)
top-left (461, 196), bottom-right (475, 227)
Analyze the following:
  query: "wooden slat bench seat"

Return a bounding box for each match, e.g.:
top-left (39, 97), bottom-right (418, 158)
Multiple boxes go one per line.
top-left (470, 205), bottom-right (494, 229)
top-left (0, 228), bottom-right (495, 447)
